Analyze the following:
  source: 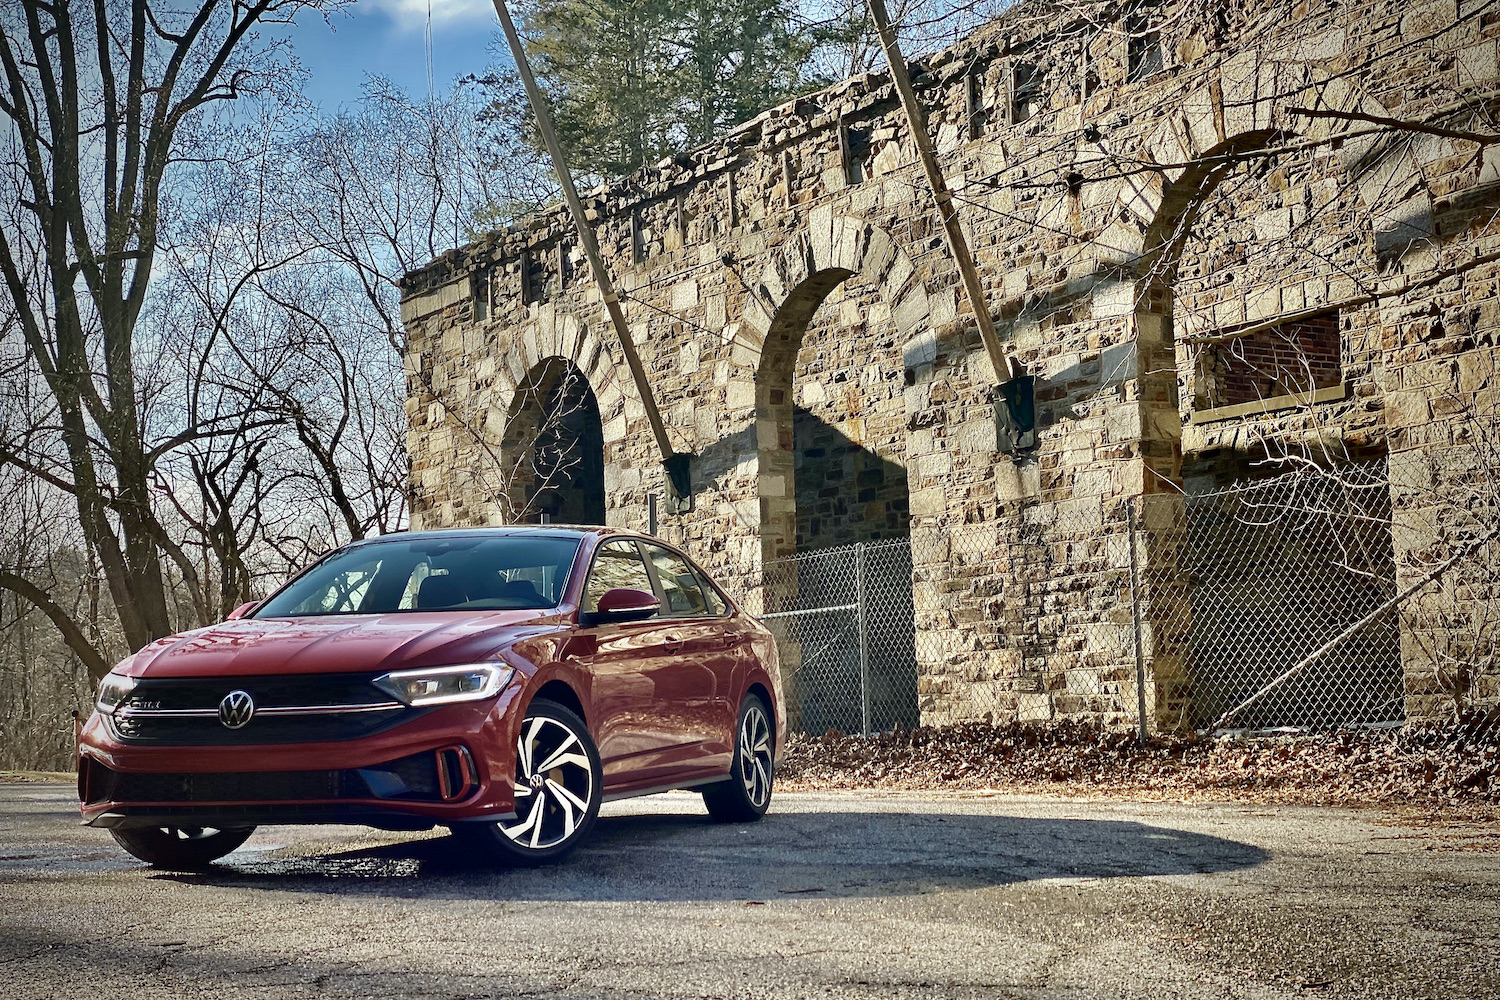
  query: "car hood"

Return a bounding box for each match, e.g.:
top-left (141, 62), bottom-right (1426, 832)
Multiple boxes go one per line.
top-left (117, 611), bottom-right (560, 679)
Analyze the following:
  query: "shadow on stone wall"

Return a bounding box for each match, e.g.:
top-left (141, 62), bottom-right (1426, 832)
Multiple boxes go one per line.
top-left (793, 406), bottom-right (910, 553)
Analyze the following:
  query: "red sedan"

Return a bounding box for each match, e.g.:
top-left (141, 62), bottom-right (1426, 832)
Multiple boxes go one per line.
top-left (77, 527), bottom-right (783, 867)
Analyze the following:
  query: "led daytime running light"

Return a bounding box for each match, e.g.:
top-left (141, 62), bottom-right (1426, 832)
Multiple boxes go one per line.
top-left (95, 671), bottom-right (137, 715)
top-left (372, 664), bottom-right (512, 707)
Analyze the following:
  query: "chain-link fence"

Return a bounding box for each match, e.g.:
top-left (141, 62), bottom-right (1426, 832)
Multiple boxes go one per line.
top-left (739, 502), bottom-right (1140, 736)
top-left (1147, 463), bottom-right (1404, 733)
top-left (756, 540), bottom-right (919, 736)
top-left (727, 462), bottom-right (1499, 739)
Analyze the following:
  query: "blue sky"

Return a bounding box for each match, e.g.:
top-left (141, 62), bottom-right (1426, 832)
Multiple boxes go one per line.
top-left (277, 0), bottom-right (501, 110)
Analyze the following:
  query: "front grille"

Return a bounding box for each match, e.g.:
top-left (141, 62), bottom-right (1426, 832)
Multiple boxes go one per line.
top-left (94, 768), bottom-right (359, 803)
top-left (83, 750), bottom-right (453, 805)
top-left (107, 673), bottom-right (418, 745)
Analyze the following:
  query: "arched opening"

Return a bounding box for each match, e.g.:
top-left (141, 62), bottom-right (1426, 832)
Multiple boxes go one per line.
top-left (1132, 130), bottom-right (1403, 730)
top-left (499, 357), bottom-right (605, 524)
top-left (756, 269), bottom-right (917, 734)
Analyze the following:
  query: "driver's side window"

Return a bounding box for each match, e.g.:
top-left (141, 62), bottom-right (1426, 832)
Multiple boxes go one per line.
top-left (582, 541), bottom-right (657, 613)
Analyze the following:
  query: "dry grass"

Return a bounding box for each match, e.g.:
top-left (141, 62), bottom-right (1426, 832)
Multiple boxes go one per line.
top-left (778, 720), bottom-right (1500, 819)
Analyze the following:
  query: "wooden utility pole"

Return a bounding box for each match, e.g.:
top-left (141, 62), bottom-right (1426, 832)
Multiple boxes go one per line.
top-left (865, 0), bottom-right (1023, 384)
top-left (489, 0), bottom-right (692, 506)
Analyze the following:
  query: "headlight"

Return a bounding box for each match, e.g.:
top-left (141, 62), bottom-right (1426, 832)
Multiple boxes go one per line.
top-left (372, 664), bottom-right (512, 707)
top-left (96, 671), bottom-right (136, 715)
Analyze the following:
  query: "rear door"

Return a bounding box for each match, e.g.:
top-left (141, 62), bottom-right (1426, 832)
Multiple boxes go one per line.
top-left (640, 543), bottom-right (737, 769)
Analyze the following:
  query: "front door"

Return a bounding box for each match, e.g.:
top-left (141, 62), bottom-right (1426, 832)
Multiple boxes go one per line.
top-left (573, 539), bottom-right (683, 787)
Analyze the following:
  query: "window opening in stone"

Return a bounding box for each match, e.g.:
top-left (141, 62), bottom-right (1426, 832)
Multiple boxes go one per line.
top-left (841, 122), bottom-right (871, 185)
top-left (1010, 62), bottom-right (1039, 124)
top-left (965, 71), bottom-right (988, 140)
top-left (1126, 5), bottom-right (1165, 83)
top-left (1197, 309), bottom-right (1343, 410)
top-left (519, 250), bottom-right (536, 305)
top-left (674, 192), bottom-right (689, 247)
top-left (471, 268), bottom-right (490, 322)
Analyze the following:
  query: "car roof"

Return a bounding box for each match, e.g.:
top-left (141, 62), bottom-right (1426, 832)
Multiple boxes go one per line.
top-left (342, 525), bottom-right (652, 548)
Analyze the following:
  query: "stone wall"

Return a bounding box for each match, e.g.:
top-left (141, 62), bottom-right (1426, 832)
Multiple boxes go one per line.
top-left (402, 0), bottom-right (1500, 729)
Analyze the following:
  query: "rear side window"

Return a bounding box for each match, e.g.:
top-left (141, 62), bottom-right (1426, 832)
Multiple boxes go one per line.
top-left (696, 571), bottom-right (729, 616)
top-left (583, 540), bottom-right (657, 613)
top-left (644, 545), bottom-right (709, 617)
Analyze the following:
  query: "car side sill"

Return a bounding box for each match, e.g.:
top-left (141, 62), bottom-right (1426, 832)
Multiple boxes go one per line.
top-left (601, 773), bottom-right (729, 803)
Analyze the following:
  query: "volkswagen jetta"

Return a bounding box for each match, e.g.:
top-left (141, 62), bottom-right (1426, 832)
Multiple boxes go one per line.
top-left (76, 527), bottom-right (783, 868)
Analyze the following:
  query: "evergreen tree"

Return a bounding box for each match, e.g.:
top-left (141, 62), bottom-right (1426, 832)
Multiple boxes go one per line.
top-left (668, 0), bottom-right (818, 148)
top-left (484, 0), bottom-right (824, 181)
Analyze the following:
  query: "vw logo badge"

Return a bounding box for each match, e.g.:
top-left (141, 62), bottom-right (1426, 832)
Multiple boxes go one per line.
top-left (218, 690), bottom-right (255, 729)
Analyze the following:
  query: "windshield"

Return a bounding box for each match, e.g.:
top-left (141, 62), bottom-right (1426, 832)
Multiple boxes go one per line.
top-left (253, 535), bottom-right (583, 617)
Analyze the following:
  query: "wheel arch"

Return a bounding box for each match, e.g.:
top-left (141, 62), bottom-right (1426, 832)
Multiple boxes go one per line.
top-left (530, 678), bottom-right (587, 728)
top-left (746, 681), bottom-right (775, 736)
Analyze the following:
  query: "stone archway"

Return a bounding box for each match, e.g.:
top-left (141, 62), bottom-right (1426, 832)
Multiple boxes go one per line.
top-left (1106, 61), bottom-right (1434, 490)
top-left (1106, 64), bottom-right (1431, 729)
top-left (743, 214), bottom-right (928, 734)
top-left (738, 210), bottom-right (936, 562)
top-left (499, 357), bottom-right (606, 524)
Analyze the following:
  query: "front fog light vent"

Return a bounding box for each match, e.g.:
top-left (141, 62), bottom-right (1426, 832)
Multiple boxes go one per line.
top-left (436, 747), bottom-right (476, 801)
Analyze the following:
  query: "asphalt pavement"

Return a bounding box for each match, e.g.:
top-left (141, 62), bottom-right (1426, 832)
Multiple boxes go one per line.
top-left (1, 782), bottom-right (1496, 999)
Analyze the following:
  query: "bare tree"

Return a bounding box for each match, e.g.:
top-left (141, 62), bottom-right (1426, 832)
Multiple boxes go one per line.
top-left (0, 0), bottom-right (345, 676)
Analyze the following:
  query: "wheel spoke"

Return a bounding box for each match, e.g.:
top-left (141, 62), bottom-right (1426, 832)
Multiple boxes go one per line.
top-left (502, 795), bottom-right (543, 842)
top-left (547, 780), bottom-right (578, 838)
top-left (518, 717), bottom-right (543, 776)
top-left (546, 778), bottom-right (589, 813)
top-left (535, 732), bottom-right (579, 773)
top-left (513, 781), bottom-right (532, 798)
top-left (539, 751), bottom-right (590, 773)
top-left (529, 801), bottom-right (546, 848)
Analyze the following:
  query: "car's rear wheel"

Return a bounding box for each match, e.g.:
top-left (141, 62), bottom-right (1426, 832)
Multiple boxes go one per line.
top-left (702, 694), bottom-right (774, 822)
top-left (109, 825), bottom-right (255, 869)
top-left (453, 699), bottom-right (601, 866)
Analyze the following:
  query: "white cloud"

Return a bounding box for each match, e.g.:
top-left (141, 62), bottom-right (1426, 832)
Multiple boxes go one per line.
top-left (362, 0), bottom-right (496, 30)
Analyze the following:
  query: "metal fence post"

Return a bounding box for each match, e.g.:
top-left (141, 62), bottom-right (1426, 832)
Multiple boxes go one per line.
top-left (1127, 502), bottom-right (1149, 743)
top-left (856, 542), bottom-right (871, 736)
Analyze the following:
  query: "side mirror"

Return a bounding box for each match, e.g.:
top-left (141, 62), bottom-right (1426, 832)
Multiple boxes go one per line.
top-left (226, 601), bottom-right (260, 621)
top-left (581, 588), bottom-right (659, 626)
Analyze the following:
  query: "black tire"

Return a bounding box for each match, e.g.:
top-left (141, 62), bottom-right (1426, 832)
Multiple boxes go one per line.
top-left (109, 825), bottom-right (255, 869)
top-left (702, 694), bottom-right (774, 822)
top-left (452, 699), bottom-right (602, 866)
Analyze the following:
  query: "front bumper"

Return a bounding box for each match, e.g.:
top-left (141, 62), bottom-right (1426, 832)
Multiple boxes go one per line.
top-left (77, 684), bottom-right (524, 830)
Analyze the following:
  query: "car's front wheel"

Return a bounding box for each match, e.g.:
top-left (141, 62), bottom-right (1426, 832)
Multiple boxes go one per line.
top-left (109, 825), bottom-right (255, 869)
top-left (702, 694), bottom-right (774, 822)
top-left (453, 699), bottom-right (602, 866)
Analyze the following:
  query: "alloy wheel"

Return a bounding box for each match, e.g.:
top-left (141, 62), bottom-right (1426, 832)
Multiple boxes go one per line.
top-left (738, 702), bottom-right (773, 809)
top-left (499, 713), bottom-right (596, 851)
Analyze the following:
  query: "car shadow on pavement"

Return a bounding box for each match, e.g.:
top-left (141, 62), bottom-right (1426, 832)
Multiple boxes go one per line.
top-left (156, 807), bottom-right (1268, 901)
